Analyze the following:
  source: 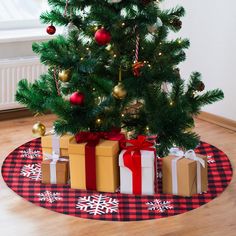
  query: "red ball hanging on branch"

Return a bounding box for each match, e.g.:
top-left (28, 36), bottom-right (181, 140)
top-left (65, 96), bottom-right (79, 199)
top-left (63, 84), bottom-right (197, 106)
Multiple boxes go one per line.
top-left (46, 25), bottom-right (56, 35)
top-left (70, 92), bottom-right (85, 106)
top-left (94, 28), bottom-right (111, 46)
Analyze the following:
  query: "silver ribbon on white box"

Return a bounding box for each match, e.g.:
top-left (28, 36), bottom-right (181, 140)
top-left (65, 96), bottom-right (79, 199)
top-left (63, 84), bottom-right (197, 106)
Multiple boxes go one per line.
top-left (169, 148), bottom-right (206, 195)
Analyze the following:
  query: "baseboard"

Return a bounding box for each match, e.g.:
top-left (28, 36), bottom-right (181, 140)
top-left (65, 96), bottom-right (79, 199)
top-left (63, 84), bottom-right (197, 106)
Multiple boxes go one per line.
top-left (198, 111), bottom-right (236, 132)
top-left (0, 108), bottom-right (34, 121)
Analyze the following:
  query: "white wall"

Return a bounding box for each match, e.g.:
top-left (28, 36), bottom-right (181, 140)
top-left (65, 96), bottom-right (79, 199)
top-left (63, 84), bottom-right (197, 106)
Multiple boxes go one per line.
top-left (162, 0), bottom-right (236, 121)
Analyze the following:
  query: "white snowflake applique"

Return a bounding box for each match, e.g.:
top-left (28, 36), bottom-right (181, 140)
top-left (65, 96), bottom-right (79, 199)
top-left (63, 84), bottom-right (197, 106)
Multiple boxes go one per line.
top-left (20, 163), bottom-right (42, 181)
top-left (157, 170), bottom-right (162, 179)
top-left (38, 191), bottom-right (62, 203)
top-left (20, 148), bottom-right (41, 159)
top-left (207, 155), bottom-right (216, 164)
top-left (76, 194), bottom-right (119, 215)
top-left (146, 199), bottom-right (173, 213)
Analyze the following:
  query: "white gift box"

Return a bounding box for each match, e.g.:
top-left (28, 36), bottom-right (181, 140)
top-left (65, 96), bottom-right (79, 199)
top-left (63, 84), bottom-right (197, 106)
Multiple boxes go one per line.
top-left (119, 150), bottom-right (156, 195)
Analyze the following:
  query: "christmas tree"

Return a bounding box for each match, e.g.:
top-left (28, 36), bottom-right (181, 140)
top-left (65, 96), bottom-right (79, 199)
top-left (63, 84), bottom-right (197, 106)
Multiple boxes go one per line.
top-left (16, 0), bottom-right (223, 155)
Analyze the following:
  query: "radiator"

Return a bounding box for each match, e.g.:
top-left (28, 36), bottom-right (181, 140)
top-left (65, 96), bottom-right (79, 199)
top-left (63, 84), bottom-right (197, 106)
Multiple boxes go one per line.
top-left (0, 57), bottom-right (47, 110)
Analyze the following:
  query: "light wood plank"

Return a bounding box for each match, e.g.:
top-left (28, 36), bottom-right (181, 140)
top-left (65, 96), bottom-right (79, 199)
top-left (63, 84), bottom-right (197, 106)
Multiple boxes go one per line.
top-left (0, 115), bottom-right (236, 236)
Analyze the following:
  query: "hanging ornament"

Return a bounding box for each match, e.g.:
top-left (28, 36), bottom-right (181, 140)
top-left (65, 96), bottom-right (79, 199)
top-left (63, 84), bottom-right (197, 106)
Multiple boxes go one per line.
top-left (170, 18), bottom-right (182, 30)
top-left (197, 81), bottom-right (205, 92)
top-left (147, 17), bottom-right (163, 33)
top-left (132, 62), bottom-right (145, 77)
top-left (132, 26), bottom-right (145, 77)
top-left (53, 67), bottom-right (61, 96)
top-left (58, 69), bottom-right (71, 82)
top-left (123, 100), bottom-right (144, 119)
top-left (95, 28), bottom-right (111, 46)
top-left (46, 25), bottom-right (56, 35)
top-left (32, 122), bottom-right (46, 137)
top-left (112, 67), bottom-right (127, 100)
top-left (70, 92), bottom-right (85, 106)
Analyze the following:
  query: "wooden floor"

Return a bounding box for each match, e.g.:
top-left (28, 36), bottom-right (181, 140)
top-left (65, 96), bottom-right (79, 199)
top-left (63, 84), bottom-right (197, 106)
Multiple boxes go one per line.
top-left (1, 115), bottom-right (236, 236)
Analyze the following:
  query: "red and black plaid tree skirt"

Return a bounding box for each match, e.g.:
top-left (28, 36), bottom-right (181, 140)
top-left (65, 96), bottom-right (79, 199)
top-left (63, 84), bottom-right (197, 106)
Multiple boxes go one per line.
top-left (1, 139), bottom-right (233, 221)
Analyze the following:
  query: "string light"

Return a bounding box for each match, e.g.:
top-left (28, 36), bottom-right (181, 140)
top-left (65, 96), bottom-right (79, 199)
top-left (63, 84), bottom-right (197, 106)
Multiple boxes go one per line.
top-left (178, 39), bottom-right (182, 44)
top-left (96, 118), bottom-right (102, 125)
top-left (159, 52), bottom-right (162, 56)
top-left (106, 44), bottom-right (112, 51)
top-left (121, 113), bottom-right (125, 117)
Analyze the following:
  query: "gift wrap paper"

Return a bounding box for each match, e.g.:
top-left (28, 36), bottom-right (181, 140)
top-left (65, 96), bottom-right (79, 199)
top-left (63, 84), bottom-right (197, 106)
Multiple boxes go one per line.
top-left (41, 134), bottom-right (74, 158)
top-left (69, 138), bottom-right (120, 192)
top-left (162, 154), bottom-right (208, 197)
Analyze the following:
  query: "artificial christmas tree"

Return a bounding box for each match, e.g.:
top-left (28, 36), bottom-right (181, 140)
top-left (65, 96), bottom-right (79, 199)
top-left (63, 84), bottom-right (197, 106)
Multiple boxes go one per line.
top-left (16, 0), bottom-right (224, 156)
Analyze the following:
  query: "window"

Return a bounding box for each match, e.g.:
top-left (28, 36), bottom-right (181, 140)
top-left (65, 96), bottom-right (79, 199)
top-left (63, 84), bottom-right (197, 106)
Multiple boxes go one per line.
top-left (0, 0), bottom-right (48, 30)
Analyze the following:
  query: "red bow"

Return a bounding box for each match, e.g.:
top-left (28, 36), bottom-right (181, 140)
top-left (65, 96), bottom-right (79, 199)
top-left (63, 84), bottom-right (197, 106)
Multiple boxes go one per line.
top-left (123, 135), bottom-right (155, 195)
top-left (75, 130), bottom-right (125, 191)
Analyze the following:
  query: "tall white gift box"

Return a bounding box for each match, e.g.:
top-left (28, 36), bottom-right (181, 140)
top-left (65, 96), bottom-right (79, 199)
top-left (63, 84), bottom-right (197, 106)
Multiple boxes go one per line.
top-left (119, 150), bottom-right (156, 195)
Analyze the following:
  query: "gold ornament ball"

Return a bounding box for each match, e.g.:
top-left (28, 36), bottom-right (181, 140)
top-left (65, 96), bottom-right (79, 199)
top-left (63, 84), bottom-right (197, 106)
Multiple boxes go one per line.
top-left (112, 82), bottom-right (127, 100)
top-left (32, 122), bottom-right (46, 137)
top-left (58, 69), bottom-right (71, 82)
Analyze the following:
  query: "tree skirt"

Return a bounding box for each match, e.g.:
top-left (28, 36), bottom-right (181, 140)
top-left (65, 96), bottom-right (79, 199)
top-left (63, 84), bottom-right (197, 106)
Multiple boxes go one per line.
top-left (1, 139), bottom-right (233, 221)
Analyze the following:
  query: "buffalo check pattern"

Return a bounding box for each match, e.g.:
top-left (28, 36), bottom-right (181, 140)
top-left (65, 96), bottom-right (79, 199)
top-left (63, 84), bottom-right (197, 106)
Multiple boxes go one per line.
top-left (1, 139), bottom-right (233, 221)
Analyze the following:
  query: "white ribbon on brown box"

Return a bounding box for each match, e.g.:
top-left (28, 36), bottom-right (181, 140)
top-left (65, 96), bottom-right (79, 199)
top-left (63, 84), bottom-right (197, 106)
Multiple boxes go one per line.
top-left (169, 148), bottom-right (205, 195)
top-left (44, 134), bottom-right (68, 184)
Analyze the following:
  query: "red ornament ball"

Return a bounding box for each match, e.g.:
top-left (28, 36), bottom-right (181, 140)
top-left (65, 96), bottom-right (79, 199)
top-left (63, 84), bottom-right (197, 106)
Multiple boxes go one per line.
top-left (94, 28), bottom-right (111, 46)
top-left (70, 92), bottom-right (85, 106)
top-left (46, 25), bottom-right (56, 35)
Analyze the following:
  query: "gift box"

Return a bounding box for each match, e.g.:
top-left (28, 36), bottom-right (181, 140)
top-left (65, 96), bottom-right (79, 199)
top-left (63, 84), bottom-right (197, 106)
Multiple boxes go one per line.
top-left (119, 135), bottom-right (156, 195)
top-left (162, 150), bottom-right (208, 197)
top-left (41, 156), bottom-right (69, 185)
top-left (68, 135), bottom-right (120, 193)
top-left (41, 134), bottom-right (74, 159)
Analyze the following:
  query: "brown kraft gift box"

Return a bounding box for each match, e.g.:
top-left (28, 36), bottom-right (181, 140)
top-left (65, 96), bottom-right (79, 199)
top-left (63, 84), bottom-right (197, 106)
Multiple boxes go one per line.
top-left (41, 134), bottom-right (74, 159)
top-left (162, 154), bottom-right (208, 197)
top-left (41, 159), bottom-right (69, 185)
top-left (68, 138), bottom-right (120, 193)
